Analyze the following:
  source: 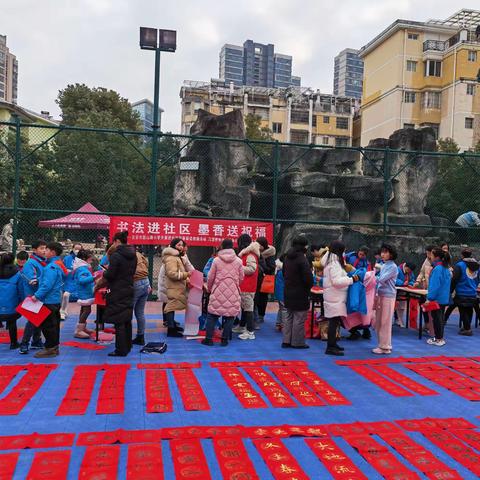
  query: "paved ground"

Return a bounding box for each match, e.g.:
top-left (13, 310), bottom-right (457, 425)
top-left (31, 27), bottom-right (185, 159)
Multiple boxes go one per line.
top-left (0, 302), bottom-right (479, 479)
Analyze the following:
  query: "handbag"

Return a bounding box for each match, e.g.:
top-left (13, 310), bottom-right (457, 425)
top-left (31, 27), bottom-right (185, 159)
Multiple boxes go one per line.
top-left (260, 274), bottom-right (275, 294)
top-left (421, 301), bottom-right (440, 312)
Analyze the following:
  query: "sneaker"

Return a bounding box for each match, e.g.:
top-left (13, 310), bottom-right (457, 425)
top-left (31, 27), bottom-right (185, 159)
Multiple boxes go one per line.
top-left (459, 329), bottom-right (473, 336)
top-left (427, 337), bottom-right (437, 345)
top-left (34, 347), bottom-right (59, 358)
top-left (239, 331), bottom-right (255, 340)
top-left (232, 325), bottom-right (246, 334)
top-left (19, 344), bottom-right (29, 355)
top-left (433, 338), bottom-right (446, 346)
top-left (30, 341), bottom-right (44, 350)
top-left (372, 347), bottom-right (391, 355)
top-left (60, 312), bottom-right (66, 321)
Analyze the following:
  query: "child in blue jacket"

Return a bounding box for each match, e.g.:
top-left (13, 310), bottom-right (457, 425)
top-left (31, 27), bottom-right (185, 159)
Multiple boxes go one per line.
top-left (72, 249), bottom-right (95, 339)
top-left (425, 248), bottom-right (451, 347)
top-left (0, 253), bottom-right (24, 349)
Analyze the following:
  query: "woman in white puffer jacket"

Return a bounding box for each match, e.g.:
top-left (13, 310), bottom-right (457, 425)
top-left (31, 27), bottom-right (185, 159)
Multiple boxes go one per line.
top-left (321, 240), bottom-right (359, 356)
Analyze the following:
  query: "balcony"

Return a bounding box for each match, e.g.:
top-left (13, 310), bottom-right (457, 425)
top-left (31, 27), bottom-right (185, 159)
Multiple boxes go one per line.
top-left (423, 40), bottom-right (446, 52)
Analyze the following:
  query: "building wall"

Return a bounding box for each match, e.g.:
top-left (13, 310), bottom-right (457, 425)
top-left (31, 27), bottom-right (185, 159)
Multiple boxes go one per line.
top-left (0, 35), bottom-right (18, 104)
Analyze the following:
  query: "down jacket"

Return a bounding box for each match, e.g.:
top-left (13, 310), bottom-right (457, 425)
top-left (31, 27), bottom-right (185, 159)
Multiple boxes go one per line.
top-left (207, 248), bottom-right (244, 317)
top-left (283, 246), bottom-right (313, 311)
top-left (321, 253), bottom-right (354, 318)
top-left (162, 247), bottom-right (189, 313)
top-left (72, 258), bottom-right (94, 301)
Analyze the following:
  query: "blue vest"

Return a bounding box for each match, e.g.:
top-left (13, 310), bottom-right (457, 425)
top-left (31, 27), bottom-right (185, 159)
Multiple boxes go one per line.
top-left (455, 261), bottom-right (479, 298)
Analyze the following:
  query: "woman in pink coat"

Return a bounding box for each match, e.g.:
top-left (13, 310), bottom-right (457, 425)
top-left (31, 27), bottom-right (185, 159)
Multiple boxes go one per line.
top-left (202, 239), bottom-right (245, 347)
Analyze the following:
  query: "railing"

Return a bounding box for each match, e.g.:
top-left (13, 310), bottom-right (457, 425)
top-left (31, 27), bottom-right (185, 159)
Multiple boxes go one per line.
top-left (423, 40), bottom-right (446, 52)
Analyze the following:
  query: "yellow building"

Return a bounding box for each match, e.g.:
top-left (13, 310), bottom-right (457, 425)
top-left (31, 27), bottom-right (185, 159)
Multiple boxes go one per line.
top-left (180, 80), bottom-right (358, 147)
top-left (359, 9), bottom-right (480, 150)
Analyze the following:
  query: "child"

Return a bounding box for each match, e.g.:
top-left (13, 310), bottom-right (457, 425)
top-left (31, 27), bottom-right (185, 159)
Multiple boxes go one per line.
top-left (274, 254), bottom-right (286, 332)
top-left (73, 249), bottom-right (95, 339)
top-left (425, 248), bottom-right (451, 347)
top-left (0, 253), bottom-right (24, 349)
top-left (394, 262), bottom-right (416, 327)
top-left (372, 244), bottom-right (398, 355)
top-left (31, 242), bottom-right (65, 358)
top-left (16, 251), bottom-right (29, 270)
top-left (19, 240), bottom-right (47, 354)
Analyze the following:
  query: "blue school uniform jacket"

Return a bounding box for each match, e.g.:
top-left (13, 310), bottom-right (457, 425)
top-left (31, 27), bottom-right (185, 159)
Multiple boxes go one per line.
top-left (22, 254), bottom-right (46, 297)
top-left (63, 252), bottom-right (78, 296)
top-left (34, 257), bottom-right (65, 305)
top-left (427, 263), bottom-right (451, 305)
top-left (345, 252), bottom-right (371, 271)
top-left (73, 265), bottom-right (94, 300)
top-left (396, 264), bottom-right (415, 287)
top-left (0, 265), bottom-right (24, 316)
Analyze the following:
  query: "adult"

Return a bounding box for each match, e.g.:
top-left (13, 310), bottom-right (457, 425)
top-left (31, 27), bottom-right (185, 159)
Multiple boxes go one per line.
top-left (102, 231), bottom-right (137, 356)
top-left (450, 249), bottom-right (479, 336)
top-left (255, 236), bottom-right (276, 326)
top-left (161, 238), bottom-right (191, 338)
top-left (282, 236), bottom-right (313, 349)
top-left (234, 234), bottom-right (260, 340)
top-left (425, 248), bottom-right (451, 347)
top-left (132, 248), bottom-right (150, 346)
top-left (60, 243), bottom-right (82, 320)
top-left (322, 241), bottom-right (358, 356)
top-left (373, 244), bottom-right (398, 354)
top-left (202, 239), bottom-right (244, 346)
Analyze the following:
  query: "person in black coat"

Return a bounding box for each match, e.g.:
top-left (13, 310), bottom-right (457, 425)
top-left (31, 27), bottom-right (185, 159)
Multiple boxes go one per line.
top-left (254, 237), bottom-right (276, 326)
top-left (102, 231), bottom-right (137, 357)
top-left (282, 236), bottom-right (313, 349)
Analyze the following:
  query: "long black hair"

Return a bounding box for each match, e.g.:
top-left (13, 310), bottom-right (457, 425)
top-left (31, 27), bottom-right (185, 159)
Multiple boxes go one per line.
top-left (432, 247), bottom-right (450, 268)
top-left (327, 240), bottom-right (346, 269)
top-left (0, 253), bottom-right (15, 274)
top-left (237, 234), bottom-right (252, 252)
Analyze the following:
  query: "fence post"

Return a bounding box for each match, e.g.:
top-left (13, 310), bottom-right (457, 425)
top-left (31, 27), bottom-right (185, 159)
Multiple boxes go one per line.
top-left (272, 141), bottom-right (280, 247)
top-left (12, 115), bottom-right (21, 256)
top-left (382, 147), bottom-right (390, 241)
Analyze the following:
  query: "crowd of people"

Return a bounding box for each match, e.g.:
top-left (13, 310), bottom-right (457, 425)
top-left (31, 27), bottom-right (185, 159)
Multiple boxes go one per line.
top-left (0, 231), bottom-right (478, 358)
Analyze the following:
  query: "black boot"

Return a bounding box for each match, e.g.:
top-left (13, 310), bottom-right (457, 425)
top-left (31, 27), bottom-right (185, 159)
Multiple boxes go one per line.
top-left (334, 343), bottom-right (345, 351)
top-left (325, 347), bottom-right (344, 356)
top-left (132, 334), bottom-right (145, 345)
top-left (167, 328), bottom-right (183, 338)
top-left (7, 320), bottom-right (18, 348)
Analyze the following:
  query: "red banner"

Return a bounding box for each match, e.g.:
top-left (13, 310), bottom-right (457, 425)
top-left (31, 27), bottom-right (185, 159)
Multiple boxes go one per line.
top-left (109, 216), bottom-right (274, 246)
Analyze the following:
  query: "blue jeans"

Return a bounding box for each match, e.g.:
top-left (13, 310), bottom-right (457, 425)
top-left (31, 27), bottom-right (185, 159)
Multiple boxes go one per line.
top-left (133, 278), bottom-right (150, 336)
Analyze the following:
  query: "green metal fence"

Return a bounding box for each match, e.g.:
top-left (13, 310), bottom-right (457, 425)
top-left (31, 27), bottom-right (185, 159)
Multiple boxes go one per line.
top-left (1, 118), bottom-right (480, 280)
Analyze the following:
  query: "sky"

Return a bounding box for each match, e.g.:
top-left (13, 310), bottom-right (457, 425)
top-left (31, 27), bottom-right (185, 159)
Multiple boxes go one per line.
top-left (3, 1), bottom-right (480, 133)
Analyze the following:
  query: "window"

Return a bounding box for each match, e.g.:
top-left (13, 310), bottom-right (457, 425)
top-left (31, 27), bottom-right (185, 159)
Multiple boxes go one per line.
top-left (406, 60), bottom-right (417, 72)
top-left (421, 91), bottom-right (441, 109)
top-left (404, 91), bottom-right (416, 103)
top-left (404, 123), bottom-right (415, 129)
top-left (468, 50), bottom-right (477, 62)
top-left (335, 137), bottom-right (349, 147)
top-left (290, 130), bottom-right (309, 144)
top-left (323, 116), bottom-right (330, 124)
top-left (291, 110), bottom-right (309, 124)
top-left (336, 117), bottom-right (349, 129)
top-left (408, 33), bottom-right (419, 40)
top-left (467, 84), bottom-right (475, 95)
top-left (465, 117), bottom-right (474, 129)
top-left (424, 60), bottom-right (442, 77)
top-left (322, 136), bottom-right (329, 145)
top-left (272, 122), bottom-right (282, 134)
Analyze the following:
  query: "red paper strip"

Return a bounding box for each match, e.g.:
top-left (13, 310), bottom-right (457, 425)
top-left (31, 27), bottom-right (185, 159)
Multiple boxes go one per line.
top-left (422, 429), bottom-right (480, 476)
top-left (145, 369), bottom-right (173, 413)
top-left (0, 366), bottom-right (22, 395)
top-left (137, 362), bottom-right (201, 369)
top-left (0, 364), bottom-right (57, 415)
top-left (170, 438), bottom-right (211, 480)
top-left (326, 423), bottom-right (368, 437)
top-left (30, 433), bottom-right (75, 449)
top-left (172, 369), bottom-right (210, 411)
top-left (0, 452), bottom-right (19, 478)
top-left (127, 444), bottom-right (163, 479)
top-left (211, 360), bottom-right (307, 368)
top-left (348, 365), bottom-right (414, 397)
top-left (270, 367), bottom-right (326, 406)
top-left (451, 429), bottom-right (480, 450)
top-left (372, 365), bottom-right (438, 396)
top-left (119, 429), bottom-right (163, 444)
top-left (306, 437), bottom-right (368, 479)
top-left (27, 450), bottom-right (71, 479)
top-left (293, 367), bottom-right (351, 405)
top-left (244, 367), bottom-right (296, 408)
top-left (96, 365), bottom-right (130, 414)
top-left (77, 431), bottom-right (121, 446)
top-left (56, 366), bottom-right (100, 416)
top-left (79, 445), bottom-right (120, 479)
top-left (61, 341), bottom-right (105, 350)
top-left (0, 434), bottom-right (32, 450)
top-left (218, 367), bottom-right (267, 409)
top-left (213, 437), bottom-right (259, 480)
top-left (254, 438), bottom-right (310, 479)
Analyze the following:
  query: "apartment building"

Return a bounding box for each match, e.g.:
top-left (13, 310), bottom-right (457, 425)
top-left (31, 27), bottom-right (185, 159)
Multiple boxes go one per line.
top-left (333, 48), bottom-right (364, 100)
top-left (0, 35), bottom-right (18, 104)
top-left (180, 80), bottom-right (357, 146)
top-left (359, 9), bottom-right (480, 149)
top-left (131, 99), bottom-right (163, 132)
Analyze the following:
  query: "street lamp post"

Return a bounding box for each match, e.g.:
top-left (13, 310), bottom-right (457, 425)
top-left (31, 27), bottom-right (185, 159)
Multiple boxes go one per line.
top-left (140, 27), bottom-right (177, 287)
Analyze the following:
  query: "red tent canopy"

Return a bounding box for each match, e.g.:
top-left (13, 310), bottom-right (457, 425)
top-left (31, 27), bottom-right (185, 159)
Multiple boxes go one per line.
top-left (38, 203), bottom-right (110, 230)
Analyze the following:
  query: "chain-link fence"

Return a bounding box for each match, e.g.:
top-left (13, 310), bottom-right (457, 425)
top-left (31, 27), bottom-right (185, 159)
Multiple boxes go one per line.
top-left (1, 118), bottom-right (480, 283)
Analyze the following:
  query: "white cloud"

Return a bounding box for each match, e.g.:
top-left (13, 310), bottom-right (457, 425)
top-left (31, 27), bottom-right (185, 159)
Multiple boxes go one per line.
top-left (3, 0), bottom-right (480, 132)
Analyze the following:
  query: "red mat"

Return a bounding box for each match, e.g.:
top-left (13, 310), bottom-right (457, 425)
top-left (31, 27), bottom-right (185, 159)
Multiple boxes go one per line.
top-left (0, 329), bottom-right (23, 344)
top-left (127, 444), bottom-right (163, 479)
top-left (96, 365), bottom-right (130, 414)
top-left (170, 438), bottom-right (211, 480)
top-left (0, 364), bottom-right (57, 415)
top-left (213, 437), bottom-right (259, 479)
top-left (145, 369), bottom-right (173, 413)
top-left (306, 437), bottom-right (368, 479)
top-left (0, 452), bottom-right (19, 478)
top-left (270, 367), bottom-right (326, 407)
top-left (217, 367), bottom-right (268, 409)
top-left (172, 369), bottom-right (210, 411)
top-left (79, 445), bottom-right (120, 479)
top-left (244, 367), bottom-right (297, 408)
top-left (26, 450), bottom-right (71, 479)
top-left (254, 438), bottom-right (310, 479)
top-left (0, 366), bottom-right (22, 395)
